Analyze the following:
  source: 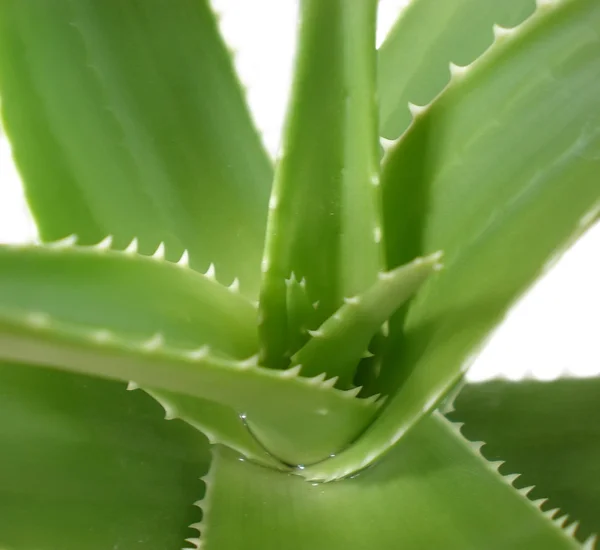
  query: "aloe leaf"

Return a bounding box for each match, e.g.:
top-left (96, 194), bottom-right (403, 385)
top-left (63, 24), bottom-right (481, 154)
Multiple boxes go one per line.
top-left (142, 388), bottom-right (284, 470)
top-left (0, 242), bottom-right (378, 466)
top-left (0, 0), bottom-right (272, 294)
top-left (378, 0), bottom-right (535, 138)
top-left (291, 253), bottom-right (442, 388)
top-left (259, 0), bottom-right (382, 366)
top-left (0, 242), bottom-right (259, 357)
top-left (0, 361), bottom-right (209, 550)
top-left (285, 273), bottom-right (317, 355)
top-left (303, 0), bottom-right (600, 480)
top-left (199, 414), bottom-right (578, 550)
top-left (449, 375), bottom-right (600, 543)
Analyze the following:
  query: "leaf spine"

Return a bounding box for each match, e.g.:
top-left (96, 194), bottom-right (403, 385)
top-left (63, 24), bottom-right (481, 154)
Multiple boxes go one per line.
top-left (321, 376), bottom-right (339, 388)
top-left (237, 354), bottom-right (259, 368)
top-left (228, 277), bottom-right (240, 292)
top-left (280, 364), bottom-right (302, 378)
top-left (307, 328), bottom-right (325, 338)
top-left (126, 381), bottom-right (139, 391)
top-left (152, 242), bottom-right (166, 259)
top-left (448, 61), bottom-right (468, 78)
top-left (125, 237), bottom-right (139, 253)
top-left (141, 333), bottom-right (164, 351)
top-left (48, 234), bottom-right (77, 248)
top-left (492, 23), bottom-right (514, 40)
top-left (204, 262), bottom-right (216, 279)
top-left (563, 520), bottom-right (579, 536)
top-left (177, 249), bottom-right (190, 267)
top-left (308, 372), bottom-right (327, 385)
top-left (95, 235), bottom-right (113, 250)
top-left (407, 101), bottom-right (427, 117)
top-left (343, 386), bottom-right (362, 398)
top-left (343, 295), bottom-right (360, 305)
top-left (186, 345), bottom-right (210, 360)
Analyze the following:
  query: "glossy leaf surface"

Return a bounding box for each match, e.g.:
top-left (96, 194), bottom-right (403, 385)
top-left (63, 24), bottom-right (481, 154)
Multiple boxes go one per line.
top-left (259, 0), bottom-right (381, 366)
top-left (0, 0), bottom-right (272, 294)
top-left (0, 361), bottom-right (209, 550)
top-left (201, 414), bottom-right (578, 550)
top-left (378, 0), bottom-right (535, 138)
top-left (0, 243), bottom-right (379, 465)
top-left (303, 0), bottom-right (600, 480)
top-left (450, 375), bottom-right (600, 543)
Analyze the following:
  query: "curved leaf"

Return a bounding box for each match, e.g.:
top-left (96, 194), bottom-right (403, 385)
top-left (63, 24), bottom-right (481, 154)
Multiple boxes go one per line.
top-left (378, 0), bottom-right (534, 138)
top-left (200, 414), bottom-right (579, 550)
top-left (0, 361), bottom-right (209, 550)
top-left (0, 0), bottom-right (272, 294)
top-left (450, 375), bottom-right (600, 543)
top-left (259, 0), bottom-right (382, 366)
top-left (303, 0), bottom-right (600, 480)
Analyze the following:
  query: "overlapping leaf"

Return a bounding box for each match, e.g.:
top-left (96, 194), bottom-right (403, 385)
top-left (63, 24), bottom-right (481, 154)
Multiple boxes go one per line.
top-left (304, 0), bottom-right (600, 480)
top-left (450, 375), bottom-right (600, 543)
top-left (200, 414), bottom-right (579, 550)
top-left (0, 361), bottom-right (209, 550)
top-left (0, 0), bottom-right (272, 294)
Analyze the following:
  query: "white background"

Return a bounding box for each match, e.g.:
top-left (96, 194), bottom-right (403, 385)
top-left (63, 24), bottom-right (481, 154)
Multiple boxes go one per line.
top-left (0, 0), bottom-right (598, 381)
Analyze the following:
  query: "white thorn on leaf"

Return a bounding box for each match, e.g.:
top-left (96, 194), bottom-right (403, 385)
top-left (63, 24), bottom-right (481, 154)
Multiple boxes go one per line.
top-left (407, 102), bottom-right (427, 117)
top-left (299, 277), bottom-right (307, 288)
top-left (553, 514), bottom-right (569, 528)
top-left (312, 300), bottom-right (320, 309)
top-left (205, 263), bottom-right (216, 279)
top-left (536, 0), bottom-right (557, 8)
top-left (503, 473), bottom-right (520, 485)
top-left (237, 354), bottom-right (258, 368)
top-left (532, 498), bottom-right (548, 508)
top-left (48, 234), bottom-right (77, 248)
top-left (27, 312), bottom-right (51, 327)
top-left (582, 534), bottom-right (598, 550)
top-left (363, 393), bottom-right (381, 405)
top-left (280, 364), bottom-right (302, 378)
top-left (177, 249), bottom-right (190, 267)
top-left (187, 345), bottom-right (210, 360)
top-left (489, 460), bottom-right (504, 471)
top-left (382, 321), bottom-right (390, 337)
top-left (379, 137), bottom-right (397, 153)
top-left (373, 226), bottom-right (382, 244)
top-left (141, 333), bottom-right (164, 351)
top-left (228, 277), bottom-right (240, 292)
top-left (162, 403), bottom-right (177, 420)
top-left (261, 258), bottom-right (269, 273)
top-left (470, 441), bottom-right (485, 453)
top-left (269, 194), bottom-right (278, 210)
top-left (125, 237), bottom-right (139, 253)
top-left (91, 329), bottom-right (112, 343)
top-left (518, 485), bottom-right (535, 497)
top-left (95, 235), bottom-right (113, 250)
top-left (344, 386), bottom-right (362, 398)
top-left (542, 508), bottom-right (560, 520)
top-left (307, 328), bottom-right (324, 338)
top-left (563, 520), bottom-right (579, 536)
top-left (361, 350), bottom-right (374, 359)
top-left (377, 270), bottom-right (395, 281)
top-left (126, 381), bottom-right (139, 391)
top-left (343, 295), bottom-right (360, 305)
top-left (308, 372), bottom-right (326, 385)
top-left (492, 23), bottom-right (513, 40)
top-left (152, 242), bottom-right (165, 259)
top-left (448, 61), bottom-right (468, 78)
top-left (321, 376), bottom-right (339, 388)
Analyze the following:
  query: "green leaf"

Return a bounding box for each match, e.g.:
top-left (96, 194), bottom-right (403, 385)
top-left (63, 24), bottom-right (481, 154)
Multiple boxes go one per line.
top-left (378, 0), bottom-right (535, 138)
top-left (305, 0), bottom-right (600, 481)
top-left (144, 387), bottom-right (285, 470)
top-left (449, 375), bottom-right (600, 543)
top-left (259, 0), bottom-right (382, 367)
top-left (200, 414), bottom-right (579, 550)
top-left (291, 253), bottom-right (442, 389)
top-left (0, 0), bottom-right (272, 294)
top-left (0, 243), bottom-right (379, 466)
top-left (0, 242), bottom-right (259, 358)
top-left (0, 361), bottom-right (209, 550)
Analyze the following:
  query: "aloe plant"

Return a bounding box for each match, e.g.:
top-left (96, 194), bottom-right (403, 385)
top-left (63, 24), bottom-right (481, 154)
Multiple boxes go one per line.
top-left (0, 0), bottom-right (598, 548)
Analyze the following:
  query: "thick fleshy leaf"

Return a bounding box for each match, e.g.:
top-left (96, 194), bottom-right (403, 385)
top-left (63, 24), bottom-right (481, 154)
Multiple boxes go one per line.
top-left (259, 0), bottom-right (382, 367)
top-left (200, 414), bottom-right (578, 550)
top-left (0, 0), bottom-right (272, 294)
top-left (449, 375), bottom-right (600, 543)
top-left (0, 361), bottom-right (209, 550)
top-left (305, 0), bottom-right (600, 480)
top-left (291, 253), bottom-right (441, 388)
top-left (144, 388), bottom-right (284, 470)
top-left (378, 0), bottom-right (535, 138)
top-left (0, 242), bottom-right (259, 357)
top-left (0, 243), bottom-right (379, 466)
